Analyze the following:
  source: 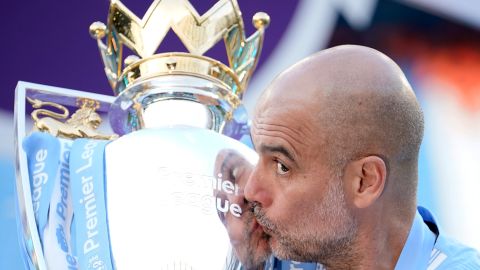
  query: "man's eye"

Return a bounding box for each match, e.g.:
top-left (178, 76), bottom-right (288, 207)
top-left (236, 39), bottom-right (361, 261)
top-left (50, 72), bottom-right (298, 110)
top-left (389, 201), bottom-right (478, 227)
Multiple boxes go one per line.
top-left (276, 161), bottom-right (289, 175)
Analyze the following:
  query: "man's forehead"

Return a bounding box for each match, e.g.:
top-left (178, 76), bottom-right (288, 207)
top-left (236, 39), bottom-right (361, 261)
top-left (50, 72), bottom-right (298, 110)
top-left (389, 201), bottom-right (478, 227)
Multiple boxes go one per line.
top-left (255, 73), bottom-right (326, 117)
top-left (254, 92), bottom-right (318, 126)
top-left (252, 104), bottom-right (318, 148)
top-left (254, 101), bottom-right (304, 126)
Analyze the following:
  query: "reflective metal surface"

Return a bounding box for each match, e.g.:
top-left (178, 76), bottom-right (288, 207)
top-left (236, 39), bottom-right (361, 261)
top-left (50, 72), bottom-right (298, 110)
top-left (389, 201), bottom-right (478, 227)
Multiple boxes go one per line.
top-left (105, 126), bottom-right (269, 269)
top-left (109, 74), bottom-right (249, 136)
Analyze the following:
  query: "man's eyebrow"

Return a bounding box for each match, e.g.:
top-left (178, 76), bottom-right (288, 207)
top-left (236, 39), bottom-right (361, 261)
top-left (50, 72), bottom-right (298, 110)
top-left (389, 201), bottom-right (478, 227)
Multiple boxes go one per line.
top-left (259, 144), bottom-right (296, 162)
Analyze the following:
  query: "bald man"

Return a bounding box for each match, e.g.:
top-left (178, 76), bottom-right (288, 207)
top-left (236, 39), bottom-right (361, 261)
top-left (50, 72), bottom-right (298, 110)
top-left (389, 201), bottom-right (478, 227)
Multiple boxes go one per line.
top-left (245, 45), bottom-right (480, 269)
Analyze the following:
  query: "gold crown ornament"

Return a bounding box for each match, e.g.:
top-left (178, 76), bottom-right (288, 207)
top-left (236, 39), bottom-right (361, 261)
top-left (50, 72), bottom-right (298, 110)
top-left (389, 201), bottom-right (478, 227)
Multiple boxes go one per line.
top-left (89, 0), bottom-right (269, 135)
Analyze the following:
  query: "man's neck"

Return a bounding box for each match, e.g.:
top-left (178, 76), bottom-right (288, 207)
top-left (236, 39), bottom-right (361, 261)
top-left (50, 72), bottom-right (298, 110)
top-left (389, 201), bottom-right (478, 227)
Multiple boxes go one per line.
top-left (327, 208), bottom-right (416, 270)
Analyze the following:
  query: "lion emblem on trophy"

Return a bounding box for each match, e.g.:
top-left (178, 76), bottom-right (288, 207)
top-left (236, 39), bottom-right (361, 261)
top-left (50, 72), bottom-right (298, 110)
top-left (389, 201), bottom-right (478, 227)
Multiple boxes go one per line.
top-left (27, 97), bottom-right (118, 140)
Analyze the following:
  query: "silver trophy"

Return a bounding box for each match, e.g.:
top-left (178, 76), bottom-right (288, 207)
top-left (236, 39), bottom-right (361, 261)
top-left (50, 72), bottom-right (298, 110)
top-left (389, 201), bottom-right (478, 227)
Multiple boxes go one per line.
top-left (14, 0), bottom-right (271, 269)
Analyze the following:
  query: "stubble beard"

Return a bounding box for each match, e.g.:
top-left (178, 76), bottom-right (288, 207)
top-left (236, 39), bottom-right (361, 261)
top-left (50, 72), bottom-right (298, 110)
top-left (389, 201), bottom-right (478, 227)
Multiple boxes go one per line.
top-left (253, 178), bottom-right (358, 268)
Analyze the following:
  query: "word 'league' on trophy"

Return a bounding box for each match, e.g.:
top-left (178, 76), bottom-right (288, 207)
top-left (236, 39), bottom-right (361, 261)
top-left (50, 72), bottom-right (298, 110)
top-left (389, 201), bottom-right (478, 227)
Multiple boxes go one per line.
top-left (14, 0), bottom-right (271, 269)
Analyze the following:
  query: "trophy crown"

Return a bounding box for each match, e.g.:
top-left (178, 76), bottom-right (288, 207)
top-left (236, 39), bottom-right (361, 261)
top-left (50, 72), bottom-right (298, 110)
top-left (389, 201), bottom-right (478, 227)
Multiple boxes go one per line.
top-left (90, 0), bottom-right (269, 98)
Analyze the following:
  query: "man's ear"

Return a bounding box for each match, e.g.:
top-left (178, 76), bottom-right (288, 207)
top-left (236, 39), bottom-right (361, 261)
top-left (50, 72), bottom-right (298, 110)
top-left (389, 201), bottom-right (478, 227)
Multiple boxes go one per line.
top-left (345, 156), bottom-right (387, 209)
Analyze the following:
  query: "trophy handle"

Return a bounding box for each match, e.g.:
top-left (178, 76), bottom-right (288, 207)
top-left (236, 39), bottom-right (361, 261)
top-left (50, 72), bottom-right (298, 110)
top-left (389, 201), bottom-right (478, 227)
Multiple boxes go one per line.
top-left (14, 81), bottom-right (115, 269)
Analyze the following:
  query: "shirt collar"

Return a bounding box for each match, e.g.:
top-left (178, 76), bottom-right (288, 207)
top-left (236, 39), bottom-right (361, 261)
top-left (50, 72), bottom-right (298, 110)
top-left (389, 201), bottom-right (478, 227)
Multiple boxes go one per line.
top-left (395, 209), bottom-right (437, 270)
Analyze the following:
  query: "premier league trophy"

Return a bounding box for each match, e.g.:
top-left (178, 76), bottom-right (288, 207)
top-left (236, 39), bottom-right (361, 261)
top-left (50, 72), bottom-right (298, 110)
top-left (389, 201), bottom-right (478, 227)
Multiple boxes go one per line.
top-left (14, 0), bottom-right (272, 269)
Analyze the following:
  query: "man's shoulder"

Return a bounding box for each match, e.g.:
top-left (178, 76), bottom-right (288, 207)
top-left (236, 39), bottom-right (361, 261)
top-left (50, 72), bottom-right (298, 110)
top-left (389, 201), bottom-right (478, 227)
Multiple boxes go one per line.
top-left (418, 207), bottom-right (480, 269)
top-left (430, 235), bottom-right (480, 269)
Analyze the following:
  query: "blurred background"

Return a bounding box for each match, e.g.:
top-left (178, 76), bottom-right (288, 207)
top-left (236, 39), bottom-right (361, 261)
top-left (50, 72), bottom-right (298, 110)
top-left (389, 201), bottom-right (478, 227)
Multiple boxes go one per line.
top-left (1, 0), bottom-right (479, 268)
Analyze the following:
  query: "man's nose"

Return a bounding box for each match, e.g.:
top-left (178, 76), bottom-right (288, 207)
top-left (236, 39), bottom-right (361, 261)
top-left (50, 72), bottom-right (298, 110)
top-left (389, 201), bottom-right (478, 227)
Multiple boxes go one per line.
top-left (244, 164), bottom-right (272, 208)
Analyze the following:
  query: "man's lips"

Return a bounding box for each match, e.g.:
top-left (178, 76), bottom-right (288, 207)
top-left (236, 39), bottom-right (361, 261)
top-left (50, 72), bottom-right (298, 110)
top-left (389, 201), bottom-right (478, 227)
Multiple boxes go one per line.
top-left (250, 219), bottom-right (272, 248)
top-left (250, 206), bottom-right (274, 236)
top-left (251, 219), bottom-right (262, 233)
top-left (253, 219), bottom-right (274, 236)
top-left (249, 202), bottom-right (274, 237)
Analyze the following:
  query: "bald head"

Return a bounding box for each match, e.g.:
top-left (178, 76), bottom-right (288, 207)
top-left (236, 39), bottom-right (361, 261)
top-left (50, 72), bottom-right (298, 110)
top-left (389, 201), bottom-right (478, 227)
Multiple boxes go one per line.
top-left (256, 45), bottom-right (424, 197)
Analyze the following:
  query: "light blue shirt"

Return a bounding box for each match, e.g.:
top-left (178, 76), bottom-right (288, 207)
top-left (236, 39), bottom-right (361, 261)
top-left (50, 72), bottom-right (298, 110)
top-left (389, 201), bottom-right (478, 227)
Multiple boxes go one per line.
top-left (396, 207), bottom-right (437, 269)
top-left (396, 206), bottom-right (480, 269)
top-left (272, 206), bottom-right (480, 269)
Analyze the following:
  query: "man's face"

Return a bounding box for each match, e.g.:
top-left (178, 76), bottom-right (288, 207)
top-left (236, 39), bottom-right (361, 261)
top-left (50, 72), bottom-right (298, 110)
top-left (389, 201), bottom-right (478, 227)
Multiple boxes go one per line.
top-left (245, 97), bottom-right (358, 262)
